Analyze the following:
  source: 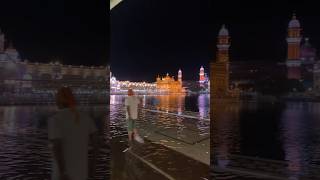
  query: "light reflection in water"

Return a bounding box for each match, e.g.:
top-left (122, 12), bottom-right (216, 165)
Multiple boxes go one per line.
top-left (198, 94), bottom-right (209, 119)
top-left (155, 94), bottom-right (186, 113)
top-left (0, 106), bottom-right (109, 179)
top-left (110, 94), bottom-right (210, 179)
top-left (110, 94), bottom-right (210, 118)
top-left (213, 101), bottom-right (320, 178)
top-left (110, 94), bottom-right (116, 105)
top-left (212, 101), bottom-right (241, 167)
top-left (142, 95), bottom-right (146, 107)
top-left (281, 103), bottom-right (304, 177)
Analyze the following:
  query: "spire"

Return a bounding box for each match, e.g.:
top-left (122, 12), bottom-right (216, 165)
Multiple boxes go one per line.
top-left (219, 24), bottom-right (229, 36)
top-left (289, 13), bottom-right (300, 28)
top-left (178, 69), bottom-right (182, 82)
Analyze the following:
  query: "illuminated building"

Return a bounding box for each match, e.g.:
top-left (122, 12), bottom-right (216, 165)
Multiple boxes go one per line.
top-left (178, 69), bottom-right (182, 82)
top-left (110, 72), bottom-right (157, 94)
top-left (300, 38), bottom-right (317, 64)
top-left (110, 68), bottom-right (209, 94)
top-left (300, 38), bottom-right (318, 88)
top-left (156, 71), bottom-right (185, 94)
top-left (210, 14), bottom-right (319, 93)
top-left (0, 29), bottom-right (108, 93)
top-left (286, 14), bottom-right (302, 80)
top-left (199, 66), bottom-right (205, 83)
top-left (211, 25), bottom-right (238, 98)
top-left (285, 14), bottom-right (319, 88)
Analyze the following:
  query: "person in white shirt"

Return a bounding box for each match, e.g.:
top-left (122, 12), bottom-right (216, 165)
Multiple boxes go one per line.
top-left (125, 89), bottom-right (144, 146)
top-left (48, 87), bottom-right (99, 180)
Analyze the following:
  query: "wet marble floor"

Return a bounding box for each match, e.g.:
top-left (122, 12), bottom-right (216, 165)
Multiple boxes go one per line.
top-left (111, 136), bottom-right (209, 180)
top-left (110, 102), bottom-right (210, 179)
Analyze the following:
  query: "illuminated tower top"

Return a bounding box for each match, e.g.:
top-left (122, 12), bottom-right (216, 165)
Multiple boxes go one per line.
top-left (218, 24), bottom-right (229, 36)
top-left (288, 13), bottom-right (301, 28)
top-left (286, 13), bottom-right (302, 80)
top-left (287, 13), bottom-right (302, 61)
top-left (178, 69), bottom-right (182, 82)
top-left (217, 24), bottom-right (230, 62)
top-left (199, 66), bottom-right (205, 82)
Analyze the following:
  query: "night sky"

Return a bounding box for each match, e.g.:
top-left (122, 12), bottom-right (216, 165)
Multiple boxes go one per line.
top-left (111, 0), bottom-right (320, 82)
top-left (0, 0), bottom-right (108, 66)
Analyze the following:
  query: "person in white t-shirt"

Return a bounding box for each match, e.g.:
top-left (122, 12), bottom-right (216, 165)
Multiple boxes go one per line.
top-left (125, 89), bottom-right (144, 146)
top-left (48, 87), bottom-right (99, 180)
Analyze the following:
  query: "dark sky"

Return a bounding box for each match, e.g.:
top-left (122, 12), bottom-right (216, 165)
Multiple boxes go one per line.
top-left (0, 0), bottom-right (108, 66)
top-left (111, 0), bottom-right (320, 82)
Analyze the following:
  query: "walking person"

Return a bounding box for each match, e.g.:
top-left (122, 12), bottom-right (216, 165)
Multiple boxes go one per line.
top-left (48, 87), bottom-right (99, 180)
top-left (125, 88), bottom-right (144, 148)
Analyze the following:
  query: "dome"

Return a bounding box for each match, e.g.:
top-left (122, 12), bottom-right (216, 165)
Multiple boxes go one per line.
top-left (289, 14), bottom-right (300, 28)
top-left (219, 24), bottom-right (229, 36)
top-left (300, 38), bottom-right (317, 61)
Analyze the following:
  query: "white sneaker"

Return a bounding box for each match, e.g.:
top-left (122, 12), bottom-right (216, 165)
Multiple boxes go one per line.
top-left (134, 135), bottom-right (144, 143)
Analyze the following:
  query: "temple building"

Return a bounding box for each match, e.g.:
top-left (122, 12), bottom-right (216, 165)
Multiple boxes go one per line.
top-left (199, 66), bottom-right (209, 84)
top-left (286, 14), bottom-right (319, 88)
top-left (0, 29), bottom-right (108, 93)
top-left (211, 25), bottom-right (238, 98)
top-left (156, 71), bottom-right (185, 94)
top-left (199, 66), bottom-right (205, 83)
top-left (286, 14), bottom-right (302, 80)
top-left (300, 38), bottom-right (318, 88)
top-left (110, 71), bottom-right (157, 94)
top-left (210, 14), bottom-right (319, 93)
top-left (178, 69), bottom-right (182, 82)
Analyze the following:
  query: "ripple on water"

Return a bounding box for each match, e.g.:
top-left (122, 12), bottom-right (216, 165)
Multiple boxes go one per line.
top-left (0, 106), bottom-right (110, 179)
top-left (110, 95), bottom-right (210, 179)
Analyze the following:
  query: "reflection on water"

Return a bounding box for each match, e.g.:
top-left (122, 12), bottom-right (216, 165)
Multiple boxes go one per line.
top-left (0, 106), bottom-right (109, 179)
top-left (110, 94), bottom-right (210, 138)
top-left (212, 102), bottom-right (241, 166)
top-left (154, 95), bottom-right (186, 113)
top-left (110, 94), bottom-right (210, 179)
top-left (111, 94), bottom-right (210, 118)
top-left (212, 101), bottom-right (320, 178)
